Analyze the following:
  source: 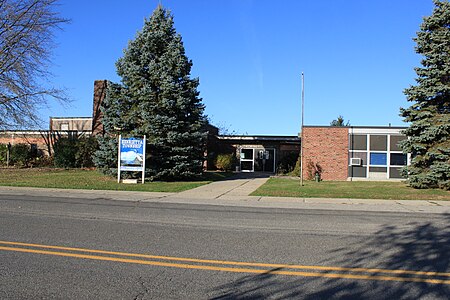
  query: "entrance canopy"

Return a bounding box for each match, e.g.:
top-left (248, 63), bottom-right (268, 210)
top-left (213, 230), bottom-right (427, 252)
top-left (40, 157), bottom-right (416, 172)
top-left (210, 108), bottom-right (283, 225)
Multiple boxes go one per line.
top-left (209, 135), bottom-right (300, 173)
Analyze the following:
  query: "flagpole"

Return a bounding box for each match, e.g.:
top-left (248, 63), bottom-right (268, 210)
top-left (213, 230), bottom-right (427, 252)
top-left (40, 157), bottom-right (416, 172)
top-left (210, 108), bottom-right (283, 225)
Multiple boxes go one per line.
top-left (300, 72), bottom-right (304, 186)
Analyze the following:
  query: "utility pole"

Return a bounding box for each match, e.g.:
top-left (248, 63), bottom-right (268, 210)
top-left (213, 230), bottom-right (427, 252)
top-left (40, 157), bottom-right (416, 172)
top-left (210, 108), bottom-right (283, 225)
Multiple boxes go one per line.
top-left (300, 72), bottom-right (305, 186)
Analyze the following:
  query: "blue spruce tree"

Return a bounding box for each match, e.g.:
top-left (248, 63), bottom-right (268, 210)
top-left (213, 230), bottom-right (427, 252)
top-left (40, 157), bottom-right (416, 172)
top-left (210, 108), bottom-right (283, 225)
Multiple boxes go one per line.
top-left (94, 5), bottom-right (207, 180)
top-left (92, 82), bottom-right (129, 175)
top-left (400, 0), bottom-right (450, 190)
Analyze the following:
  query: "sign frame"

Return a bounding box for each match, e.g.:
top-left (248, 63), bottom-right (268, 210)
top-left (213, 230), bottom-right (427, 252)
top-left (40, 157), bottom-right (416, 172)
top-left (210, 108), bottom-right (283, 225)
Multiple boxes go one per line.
top-left (117, 135), bottom-right (146, 184)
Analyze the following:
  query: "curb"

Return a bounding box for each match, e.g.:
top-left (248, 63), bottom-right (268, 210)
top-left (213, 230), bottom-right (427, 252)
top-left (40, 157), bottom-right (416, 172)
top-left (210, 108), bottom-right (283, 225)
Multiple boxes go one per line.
top-left (1, 185), bottom-right (449, 214)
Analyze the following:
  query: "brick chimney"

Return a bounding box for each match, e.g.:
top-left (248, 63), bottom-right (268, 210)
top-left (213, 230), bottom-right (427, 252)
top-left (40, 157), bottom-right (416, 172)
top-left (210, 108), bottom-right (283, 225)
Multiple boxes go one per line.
top-left (92, 80), bottom-right (108, 136)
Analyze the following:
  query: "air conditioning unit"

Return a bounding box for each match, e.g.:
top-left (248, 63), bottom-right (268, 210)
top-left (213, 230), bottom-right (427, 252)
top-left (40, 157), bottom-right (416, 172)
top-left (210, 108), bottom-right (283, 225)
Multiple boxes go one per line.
top-left (350, 158), bottom-right (362, 166)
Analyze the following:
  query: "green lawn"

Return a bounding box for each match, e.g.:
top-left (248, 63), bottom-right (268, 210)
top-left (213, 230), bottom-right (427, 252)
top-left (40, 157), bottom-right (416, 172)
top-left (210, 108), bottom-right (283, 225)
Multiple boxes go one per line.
top-left (252, 177), bottom-right (450, 201)
top-left (0, 168), bottom-right (232, 193)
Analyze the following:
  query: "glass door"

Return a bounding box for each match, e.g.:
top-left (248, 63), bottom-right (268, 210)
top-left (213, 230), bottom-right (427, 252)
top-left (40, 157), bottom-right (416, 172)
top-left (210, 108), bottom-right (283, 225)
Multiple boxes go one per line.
top-left (240, 148), bottom-right (254, 172)
top-left (254, 148), bottom-right (275, 172)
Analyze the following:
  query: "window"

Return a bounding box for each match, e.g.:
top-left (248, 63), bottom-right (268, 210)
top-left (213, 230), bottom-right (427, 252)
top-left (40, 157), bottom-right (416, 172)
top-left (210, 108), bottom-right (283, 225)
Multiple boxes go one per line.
top-left (370, 135), bottom-right (387, 151)
top-left (61, 123), bottom-right (69, 131)
top-left (30, 144), bottom-right (38, 156)
top-left (370, 153), bottom-right (387, 165)
top-left (349, 152), bottom-right (367, 165)
top-left (390, 136), bottom-right (406, 151)
top-left (350, 135), bottom-right (367, 150)
top-left (240, 161), bottom-right (253, 171)
top-left (390, 153), bottom-right (407, 166)
top-left (240, 149), bottom-right (253, 160)
top-left (349, 166), bottom-right (367, 177)
top-left (348, 132), bottom-right (409, 180)
top-left (390, 167), bottom-right (403, 179)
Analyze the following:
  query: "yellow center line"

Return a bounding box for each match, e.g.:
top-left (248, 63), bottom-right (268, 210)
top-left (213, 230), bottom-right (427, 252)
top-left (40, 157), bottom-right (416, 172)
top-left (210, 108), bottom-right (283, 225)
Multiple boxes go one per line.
top-left (1, 240), bottom-right (449, 284)
top-left (1, 246), bottom-right (450, 285)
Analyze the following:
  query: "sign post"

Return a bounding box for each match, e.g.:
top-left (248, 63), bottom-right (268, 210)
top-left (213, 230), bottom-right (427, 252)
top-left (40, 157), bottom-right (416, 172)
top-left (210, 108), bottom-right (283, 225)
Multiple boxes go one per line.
top-left (141, 136), bottom-right (146, 184)
top-left (117, 135), bottom-right (146, 184)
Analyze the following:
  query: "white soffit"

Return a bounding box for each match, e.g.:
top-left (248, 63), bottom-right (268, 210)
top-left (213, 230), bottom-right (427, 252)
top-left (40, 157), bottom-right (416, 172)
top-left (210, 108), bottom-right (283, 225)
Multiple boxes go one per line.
top-left (348, 127), bottom-right (405, 135)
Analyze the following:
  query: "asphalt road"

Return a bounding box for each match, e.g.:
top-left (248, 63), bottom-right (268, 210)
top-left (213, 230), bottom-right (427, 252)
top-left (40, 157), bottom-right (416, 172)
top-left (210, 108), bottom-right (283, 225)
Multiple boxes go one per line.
top-left (1, 193), bottom-right (449, 299)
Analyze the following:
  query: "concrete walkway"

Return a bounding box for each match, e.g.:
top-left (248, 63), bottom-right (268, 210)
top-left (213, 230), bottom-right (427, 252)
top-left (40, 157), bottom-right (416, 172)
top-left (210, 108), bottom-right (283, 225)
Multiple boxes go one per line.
top-left (172, 173), bottom-right (270, 200)
top-left (1, 173), bottom-right (450, 214)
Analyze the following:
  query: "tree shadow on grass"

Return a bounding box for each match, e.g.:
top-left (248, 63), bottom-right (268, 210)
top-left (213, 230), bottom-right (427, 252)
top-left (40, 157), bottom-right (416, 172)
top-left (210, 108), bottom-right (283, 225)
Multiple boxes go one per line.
top-left (210, 214), bottom-right (450, 299)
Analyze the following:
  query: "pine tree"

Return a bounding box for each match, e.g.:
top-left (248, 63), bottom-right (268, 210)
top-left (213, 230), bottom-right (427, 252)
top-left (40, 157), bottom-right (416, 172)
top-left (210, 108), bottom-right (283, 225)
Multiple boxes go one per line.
top-left (400, 0), bottom-right (450, 190)
top-left (94, 5), bottom-right (207, 180)
top-left (330, 115), bottom-right (350, 126)
top-left (92, 82), bottom-right (124, 175)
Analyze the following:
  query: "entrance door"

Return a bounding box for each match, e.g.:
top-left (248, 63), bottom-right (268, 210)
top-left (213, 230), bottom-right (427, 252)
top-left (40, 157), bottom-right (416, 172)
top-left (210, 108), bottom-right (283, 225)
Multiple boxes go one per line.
top-left (240, 148), bottom-right (254, 172)
top-left (240, 148), bottom-right (276, 173)
top-left (254, 148), bottom-right (275, 172)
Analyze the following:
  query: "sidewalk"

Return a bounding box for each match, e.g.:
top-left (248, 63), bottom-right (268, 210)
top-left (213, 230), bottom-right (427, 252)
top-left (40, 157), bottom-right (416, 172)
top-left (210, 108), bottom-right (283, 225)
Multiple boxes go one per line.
top-left (1, 174), bottom-right (450, 214)
top-left (172, 174), bottom-right (270, 200)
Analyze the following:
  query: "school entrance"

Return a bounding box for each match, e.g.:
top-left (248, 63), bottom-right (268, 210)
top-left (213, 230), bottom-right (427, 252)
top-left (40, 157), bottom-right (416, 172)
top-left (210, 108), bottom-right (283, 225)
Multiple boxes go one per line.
top-left (239, 148), bottom-right (276, 173)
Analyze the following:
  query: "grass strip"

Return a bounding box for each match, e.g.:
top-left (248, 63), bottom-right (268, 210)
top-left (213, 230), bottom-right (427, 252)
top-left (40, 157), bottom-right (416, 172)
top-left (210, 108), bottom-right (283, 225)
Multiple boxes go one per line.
top-left (0, 168), bottom-right (232, 193)
top-left (251, 177), bottom-right (450, 201)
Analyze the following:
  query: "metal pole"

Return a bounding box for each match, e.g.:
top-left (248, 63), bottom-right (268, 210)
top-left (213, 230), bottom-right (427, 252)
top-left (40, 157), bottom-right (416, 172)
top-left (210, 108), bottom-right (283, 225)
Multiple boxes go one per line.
top-left (142, 135), bottom-right (146, 184)
top-left (300, 72), bottom-right (305, 186)
top-left (117, 134), bottom-right (122, 183)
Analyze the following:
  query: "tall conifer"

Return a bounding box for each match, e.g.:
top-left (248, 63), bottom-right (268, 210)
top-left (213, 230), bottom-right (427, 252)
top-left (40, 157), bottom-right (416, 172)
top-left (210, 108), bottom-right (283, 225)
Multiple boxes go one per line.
top-left (94, 5), bottom-right (207, 180)
top-left (400, 0), bottom-right (450, 190)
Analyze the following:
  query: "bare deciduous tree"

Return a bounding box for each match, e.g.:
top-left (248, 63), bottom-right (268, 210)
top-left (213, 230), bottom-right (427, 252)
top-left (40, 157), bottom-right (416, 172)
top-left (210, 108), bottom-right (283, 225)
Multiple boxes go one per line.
top-left (0, 0), bottom-right (69, 129)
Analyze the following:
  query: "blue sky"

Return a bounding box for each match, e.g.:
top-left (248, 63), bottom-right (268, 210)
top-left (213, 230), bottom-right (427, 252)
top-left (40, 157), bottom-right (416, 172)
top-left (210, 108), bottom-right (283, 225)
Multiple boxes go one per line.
top-left (45, 0), bottom-right (434, 135)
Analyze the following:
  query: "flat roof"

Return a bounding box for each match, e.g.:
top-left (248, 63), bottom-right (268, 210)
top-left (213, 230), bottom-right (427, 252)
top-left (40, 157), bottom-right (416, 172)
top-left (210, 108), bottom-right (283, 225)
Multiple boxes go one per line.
top-left (303, 125), bottom-right (407, 129)
top-left (50, 117), bottom-right (92, 120)
top-left (217, 135), bottom-right (300, 142)
top-left (0, 130), bottom-right (47, 134)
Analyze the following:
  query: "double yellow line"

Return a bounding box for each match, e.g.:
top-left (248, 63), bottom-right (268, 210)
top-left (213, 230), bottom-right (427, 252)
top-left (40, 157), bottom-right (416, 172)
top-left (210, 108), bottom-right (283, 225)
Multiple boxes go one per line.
top-left (1, 240), bottom-right (450, 284)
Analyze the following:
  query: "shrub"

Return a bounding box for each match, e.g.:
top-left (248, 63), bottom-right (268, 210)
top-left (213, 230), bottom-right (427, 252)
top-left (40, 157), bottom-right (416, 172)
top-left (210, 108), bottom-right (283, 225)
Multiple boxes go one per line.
top-left (54, 136), bottom-right (99, 169)
top-left (277, 152), bottom-right (300, 175)
top-left (10, 143), bottom-right (31, 167)
top-left (75, 136), bottom-right (98, 168)
top-left (0, 144), bottom-right (7, 165)
top-left (215, 153), bottom-right (235, 171)
top-left (290, 155), bottom-right (301, 176)
top-left (306, 161), bottom-right (323, 180)
top-left (33, 155), bottom-right (53, 167)
top-left (93, 136), bottom-right (118, 175)
top-left (53, 138), bottom-right (78, 168)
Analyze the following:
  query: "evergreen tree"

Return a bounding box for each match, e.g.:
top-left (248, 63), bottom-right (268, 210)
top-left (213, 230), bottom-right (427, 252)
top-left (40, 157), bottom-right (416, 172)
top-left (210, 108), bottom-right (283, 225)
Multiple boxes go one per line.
top-left (92, 82), bottom-right (127, 175)
top-left (400, 0), bottom-right (450, 190)
top-left (94, 5), bottom-right (207, 180)
top-left (330, 115), bottom-right (350, 126)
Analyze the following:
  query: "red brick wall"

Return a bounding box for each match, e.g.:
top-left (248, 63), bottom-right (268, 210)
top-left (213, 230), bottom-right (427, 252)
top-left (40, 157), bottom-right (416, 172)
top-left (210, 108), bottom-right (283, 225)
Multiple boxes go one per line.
top-left (0, 132), bottom-right (50, 155)
top-left (302, 127), bottom-right (348, 181)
